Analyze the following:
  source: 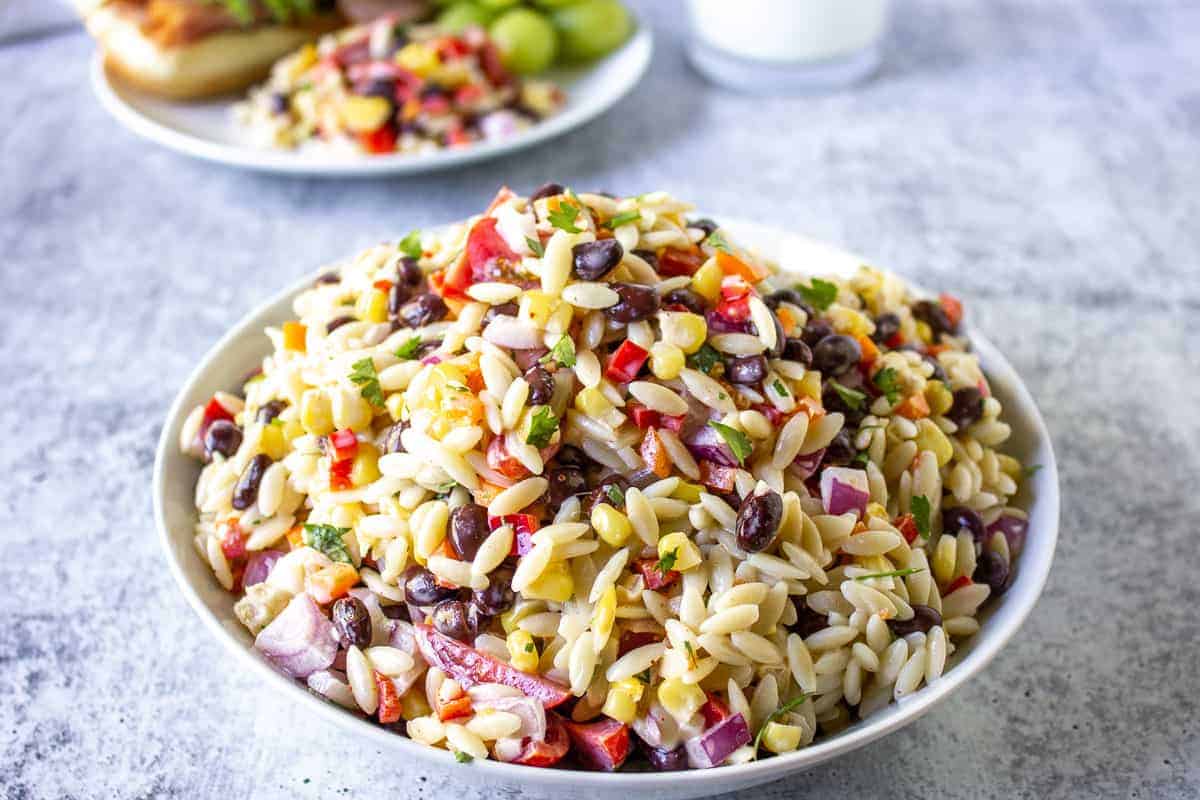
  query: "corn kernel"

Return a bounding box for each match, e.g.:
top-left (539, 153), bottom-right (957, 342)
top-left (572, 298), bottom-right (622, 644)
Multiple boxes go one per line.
top-left (507, 629), bottom-right (539, 673)
top-left (592, 586), bottom-right (617, 644)
top-left (546, 302), bottom-right (575, 334)
top-left (519, 290), bottom-right (557, 328)
top-left (282, 321), bottom-right (307, 352)
top-left (924, 380), bottom-right (953, 416)
top-left (915, 320), bottom-right (933, 344)
top-left (657, 532), bottom-right (701, 572)
top-left (761, 721), bottom-right (802, 753)
top-left (797, 370), bottom-right (822, 400)
top-left (649, 342), bottom-right (685, 380)
top-left (332, 388), bottom-right (373, 432)
top-left (396, 43), bottom-right (438, 77)
top-left (691, 257), bottom-right (722, 303)
top-left (523, 560), bottom-right (574, 603)
top-left (401, 688), bottom-right (432, 721)
top-left (331, 503), bottom-right (364, 531)
top-left (340, 95), bottom-right (393, 134)
top-left (997, 453), bottom-right (1023, 481)
top-left (865, 502), bottom-right (888, 520)
top-left (660, 312), bottom-right (708, 354)
top-left (259, 422), bottom-right (287, 461)
top-left (300, 389), bottom-right (334, 435)
top-left (386, 393), bottom-right (406, 421)
top-left (932, 533), bottom-right (958, 586)
top-left (281, 418), bottom-right (304, 443)
top-left (591, 503), bottom-right (632, 547)
top-left (602, 678), bottom-right (644, 724)
top-left (657, 677), bottom-right (705, 723)
top-left (672, 482), bottom-right (703, 504)
top-left (914, 419), bottom-right (953, 467)
top-left (355, 288), bottom-right (389, 323)
top-left (829, 307), bottom-right (872, 338)
top-left (350, 443), bottom-right (381, 486)
top-left (575, 387), bottom-right (613, 417)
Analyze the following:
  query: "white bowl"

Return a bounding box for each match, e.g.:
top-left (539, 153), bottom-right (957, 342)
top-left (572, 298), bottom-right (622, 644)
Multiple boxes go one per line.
top-left (153, 220), bottom-right (1059, 799)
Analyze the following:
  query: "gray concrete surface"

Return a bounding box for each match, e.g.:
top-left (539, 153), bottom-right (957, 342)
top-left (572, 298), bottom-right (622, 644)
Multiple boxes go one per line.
top-left (2, 1), bottom-right (1198, 797)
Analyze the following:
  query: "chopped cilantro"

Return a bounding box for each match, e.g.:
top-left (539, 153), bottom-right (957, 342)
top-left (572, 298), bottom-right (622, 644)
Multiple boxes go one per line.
top-left (603, 210), bottom-right (642, 230)
top-left (752, 694), bottom-right (808, 755)
top-left (683, 640), bottom-right (698, 670)
top-left (687, 344), bottom-right (721, 375)
top-left (525, 406), bottom-right (559, 449)
top-left (872, 367), bottom-right (902, 405)
top-left (302, 524), bottom-right (352, 563)
top-left (851, 451), bottom-right (870, 468)
top-left (394, 336), bottom-right (422, 360)
top-left (524, 642), bottom-right (535, 653)
top-left (525, 236), bottom-right (545, 258)
top-left (772, 379), bottom-right (788, 397)
top-left (398, 230), bottom-right (423, 260)
top-left (636, 668), bottom-right (652, 684)
top-left (656, 547), bottom-right (679, 577)
top-left (1022, 464), bottom-right (1043, 478)
top-left (798, 278), bottom-right (838, 311)
top-left (435, 481), bottom-right (457, 496)
top-left (708, 421), bottom-right (753, 465)
top-left (540, 334), bottom-right (576, 368)
top-left (349, 357), bottom-right (384, 408)
top-left (853, 567), bottom-right (925, 581)
top-left (606, 484), bottom-right (625, 507)
top-left (829, 380), bottom-right (867, 411)
top-left (547, 200), bottom-right (582, 233)
top-left (704, 231), bottom-right (732, 253)
top-left (454, 751), bottom-right (473, 764)
top-left (910, 495), bottom-right (932, 538)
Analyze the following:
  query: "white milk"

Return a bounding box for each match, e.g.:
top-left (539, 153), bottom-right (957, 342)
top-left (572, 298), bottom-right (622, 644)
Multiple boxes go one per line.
top-left (688, 0), bottom-right (891, 64)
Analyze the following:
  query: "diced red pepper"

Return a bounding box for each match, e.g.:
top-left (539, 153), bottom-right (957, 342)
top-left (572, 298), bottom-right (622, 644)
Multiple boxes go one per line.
top-left (635, 558), bottom-right (679, 591)
top-left (444, 124), bottom-right (472, 148)
top-left (605, 340), bottom-right (649, 384)
top-left (490, 513), bottom-right (540, 556)
top-left (939, 293), bottom-right (964, 328)
top-left (437, 694), bottom-right (473, 722)
top-left (719, 276), bottom-right (753, 301)
top-left (486, 435), bottom-right (532, 481)
top-left (454, 83), bottom-right (484, 106)
top-left (617, 629), bottom-right (663, 657)
top-left (562, 717), bottom-right (631, 771)
top-left (701, 693), bottom-right (732, 729)
top-left (946, 575), bottom-right (973, 595)
top-left (513, 714), bottom-right (569, 767)
top-left (202, 397), bottom-right (235, 429)
top-left (714, 296), bottom-right (751, 325)
top-left (698, 460), bottom-right (738, 492)
top-left (329, 457), bottom-right (354, 491)
top-left (629, 403), bottom-right (660, 430)
top-left (659, 413), bottom-right (686, 433)
top-left (373, 279), bottom-right (394, 292)
top-left (894, 514), bottom-right (920, 544)
top-left (414, 625), bottom-right (571, 708)
top-left (478, 42), bottom-right (510, 86)
top-left (442, 217), bottom-right (521, 300)
top-left (885, 332), bottom-right (904, 349)
top-left (329, 429), bottom-right (359, 462)
top-left (657, 247), bottom-right (704, 277)
top-left (434, 36), bottom-right (471, 60)
top-left (219, 521), bottom-right (247, 561)
top-left (358, 124), bottom-right (398, 154)
top-left (375, 671), bottom-right (402, 724)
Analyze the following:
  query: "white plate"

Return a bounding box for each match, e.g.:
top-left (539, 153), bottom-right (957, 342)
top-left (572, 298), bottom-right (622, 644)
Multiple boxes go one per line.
top-left (153, 220), bottom-right (1059, 799)
top-left (91, 24), bottom-right (652, 177)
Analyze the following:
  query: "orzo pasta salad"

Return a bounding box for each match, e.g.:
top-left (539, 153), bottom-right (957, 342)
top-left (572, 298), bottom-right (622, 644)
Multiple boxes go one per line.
top-left (182, 185), bottom-right (1031, 771)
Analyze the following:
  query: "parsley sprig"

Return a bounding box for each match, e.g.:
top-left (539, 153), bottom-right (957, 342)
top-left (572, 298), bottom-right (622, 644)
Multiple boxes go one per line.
top-left (910, 495), bottom-right (932, 539)
top-left (606, 485), bottom-right (625, 507)
top-left (656, 547), bottom-right (679, 577)
top-left (603, 211), bottom-right (641, 230)
top-left (349, 357), bottom-right (384, 407)
top-left (547, 200), bottom-right (583, 233)
top-left (798, 278), bottom-right (838, 310)
top-left (752, 694), bottom-right (808, 755)
top-left (302, 524), bottom-right (352, 563)
top-left (540, 335), bottom-right (576, 368)
top-left (398, 230), bottom-right (423, 260)
top-left (525, 236), bottom-right (545, 258)
top-left (853, 567), bottom-right (925, 581)
top-left (687, 344), bottom-right (721, 375)
top-left (708, 421), bottom-right (753, 465)
top-left (872, 367), bottom-right (901, 405)
top-left (394, 336), bottom-right (422, 360)
top-left (829, 380), bottom-right (867, 411)
top-left (704, 231), bottom-right (732, 253)
top-left (525, 406), bottom-right (559, 448)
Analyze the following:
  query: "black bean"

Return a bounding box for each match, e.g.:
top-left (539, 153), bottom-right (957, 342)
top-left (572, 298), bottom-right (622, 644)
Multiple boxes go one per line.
top-left (924, 355), bottom-right (949, 383)
top-left (800, 319), bottom-right (834, 347)
top-left (381, 603), bottom-right (411, 621)
top-left (946, 387), bottom-right (984, 429)
top-left (584, 474), bottom-right (630, 513)
top-left (782, 337), bottom-right (813, 367)
top-left (431, 599), bottom-right (474, 642)
top-left (822, 380), bottom-right (867, 427)
top-left (572, 239), bottom-right (624, 281)
top-left (397, 293), bottom-right (447, 328)
top-left (605, 283), bottom-right (659, 324)
top-left (812, 334), bottom-right (862, 377)
top-left (887, 605), bottom-right (942, 637)
top-left (736, 491), bottom-right (783, 552)
top-left (396, 256), bottom-right (423, 287)
top-left (822, 429), bottom-right (857, 467)
top-left (767, 313), bottom-right (786, 359)
top-left (545, 466), bottom-right (587, 507)
top-left (530, 182), bottom-right (564, 202)
top-left (269, 92), bottom-right (290, 115)
top-left (326, 314), bottom-right (356, 333)
top-left (943, 506), bottom-right (985, 542)
top-left (725, 355), bottom-right (768, 385)
top-left (315, 272), bottom-right (340, 284)
top-left (763, 289), bottom-right (811, 316)
top-left (523, 365), bottom-right (556, 405)
top-left (661, 288), bottom-right (706, 315)
top-left (255, 400), bottom-right (287, 425)
top-left (688, 218), bottom-right (719, 236)
top-left (449, 504), bottom-right (491, 561)
top-left (472, 564), bottom-right (516, 615)
top-left (632, 249), bottom-right (658, 271)
top-left (871, 312), bottom-right (901, 343)
top-left (973, 551), bottom-right (1011, 595)
top-left (483, 302), bottom-right (519, 326)
top-left (331, 596), bottom-right (372, 648)
top-left (231, 454), bottom-right (271, 510)
top-left (554, 444), bottom-right (590, 469)
top-left (388, 282), bottom-right (413, 318)
top-left (380, 421), bottom-right (407, 454)
top-left (203, 420), bottom-right (243, 461)
top-left (789, 598), bottom-right (829, 638)
top-left (403, 565), bottom-right (456, 606)
top-left (912, 299), bottom-right (956, 338)
top-left (360, 78), bottom-right (396, 101)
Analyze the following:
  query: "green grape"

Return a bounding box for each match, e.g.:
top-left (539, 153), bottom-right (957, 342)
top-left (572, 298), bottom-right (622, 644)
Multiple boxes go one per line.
top-left (437, 2), bottom-right (497, 33)
top-left (489, 8), bottom-right (559, 75)
top-left (477, 0), bottom-right (520, 8)
top-left (530, 0), bottom-right (582, 7)
top-left (551, 0), bottom-right (632, 62)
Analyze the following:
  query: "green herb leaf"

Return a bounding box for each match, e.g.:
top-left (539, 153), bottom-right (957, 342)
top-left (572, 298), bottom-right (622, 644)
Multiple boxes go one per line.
top-left (524, 642), bottom-right (535, 653)
top-left (910, 495), bottom-right (932, 539)
top-left (606, 484), bottom-right (625, 507)
top-left (656, 547), bottom-right (679, 577)
top-left (872, 367), bottom-right (902, 405)
top-left (525, 236), bottom-right (545, 258)
top-left (435, 481), bottom-right (457, 495)
top-left (829, 380), bottom-right (867, 411)
top-left (525, 406), bottom-right (559, 449)
top-left (547, 200), bottom-right (582, 233)
top-left (853, 567), bottom-right (925, 581)
top-left (798, 278), bottom-right (838, 311)
top-left (394, 336), bottom-right (422, 360)
top-left (687, 344), bottom-right (721, 375)
top-left (772, 379), bottom-right (788, 397)
top-left (540, 335), bottom-right (576, 368)
top-left (349, 357), bottom-right (384, 408)
top-left (635, 668), bottom-right (652, 684)
top-left (708, 421), bottom-right (753, 465)
top-left (851, 451), bottom-right (870, 468)
top-left (683, 640), bottom-right (698, 670)
top-left (302, 524), bottom-right (352, 563)
top-left (454, 751), bottom-right (473, 764)
top-left (752, 694), bottom-right (809, 755)
top-left (603, 211), bottom-right (641, 230)
top-left (1022, 464), bottom-right (1043, 478)
top-left (398, 230), bottom-right (423, 260)
top-left (705, 231), bottom-right (732, 253)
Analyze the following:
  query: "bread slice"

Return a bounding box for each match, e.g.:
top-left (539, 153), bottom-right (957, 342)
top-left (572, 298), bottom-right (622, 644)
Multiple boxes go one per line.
top-left (80, 2), bottom-right (343, 100)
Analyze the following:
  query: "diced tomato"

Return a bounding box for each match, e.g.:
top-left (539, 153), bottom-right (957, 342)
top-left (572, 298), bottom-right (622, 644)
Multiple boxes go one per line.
top-left (562, 717), bottom-right (631, 771)
top-left (939, 293), bottom-right (964, 328)
top-left (219, 521), bottom-right (247, 561)
top-left (716, 249), bottom-right (768, 282)
top-left (605, 340), bottom-right (649, 383)
top-left (486, 435), bottom-right (532, 481)
top-left (946, 575), bottom-right (973, 595)
top-left (698, 460), bottom-right (737, 492)
top-left (657, 247), bottom-right (704, 277)
top-left (375, 671), bottom-right (402, 724)
top-left (629, 404), bottom-right (660, 430)
top-left (895, 514), bottom-right (920, 544)
top-left (719, 276), bottom-right (753, 301)
top-left (701, 693), bottom-right (732, 729)
top-left (635, 558), bottom-right (679, 591)
top-left (414, 625), bottom-right (572, 708)
top-left (895, 392), bottom-right (931, 420)
top-left (617, 629), bottom-right (663, 657)
top-left (442, 217), bottom-right (521, 299)
top-left (753, 403), bottom-right (784, 426)
top-left (329, 457), bottom-right (354, 491)
top-left (640, 429), bottom-right (670, 478)
top-left (329, 429), bottom-right (359, 462)
top-left (659, 413), bottom-right (686, 433)
top-left (513, 714), bottom-right (569, 767)
top-left (714, 296), bottom-right (751, 324)
top-left (358, 124), bottom-right (398, 154)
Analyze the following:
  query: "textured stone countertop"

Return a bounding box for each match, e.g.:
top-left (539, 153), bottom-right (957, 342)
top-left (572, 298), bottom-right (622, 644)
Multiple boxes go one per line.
top-left (3, 1), bottom-right (1198, 797)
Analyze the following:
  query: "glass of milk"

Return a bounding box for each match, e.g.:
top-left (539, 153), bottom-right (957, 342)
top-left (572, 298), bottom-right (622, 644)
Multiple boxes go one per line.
top-left (687, 0), bottom-right (892, 92)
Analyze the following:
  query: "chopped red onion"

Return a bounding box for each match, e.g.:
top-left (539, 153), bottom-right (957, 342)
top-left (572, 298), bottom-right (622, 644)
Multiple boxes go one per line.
top-left (243, 550), bottom-right (284, 588)
top-left (475, 696), bottom-right (547, 742)
top-left (820, 466), bottom-right (871, 516)
top-left (307, 669), bottom-right (357, 709)
top-left (684, 424), bottom-right (739, 467)
top-left (791, 447), bottom-right (825, 479)
top-left (684, 713), bottom-right (750, 768)
top-left (254, 594), bottom-right (338, 678)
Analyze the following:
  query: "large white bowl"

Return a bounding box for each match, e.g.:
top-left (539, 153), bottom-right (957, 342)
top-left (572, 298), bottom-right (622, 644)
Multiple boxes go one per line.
top-left (153, 220), bottom-right (1059, 799)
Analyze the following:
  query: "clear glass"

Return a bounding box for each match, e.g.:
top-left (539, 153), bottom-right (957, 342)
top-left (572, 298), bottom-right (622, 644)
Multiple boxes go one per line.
top-left (687, 0), bottom-right (891, 93)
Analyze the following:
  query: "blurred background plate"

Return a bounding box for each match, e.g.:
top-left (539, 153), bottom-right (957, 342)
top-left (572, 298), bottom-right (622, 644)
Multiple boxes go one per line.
top-left (90, 20), bottom-right (652, 177)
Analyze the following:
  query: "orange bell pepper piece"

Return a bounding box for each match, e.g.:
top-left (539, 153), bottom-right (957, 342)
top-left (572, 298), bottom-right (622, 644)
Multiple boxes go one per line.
top-left (939, 293), bottom-right (963, 328)
top-left (282, 321), bottom-right (307, 352)
top-left (639, 428), bottom-right (671, 478)
top-left (716, 249), bottom-right (769, 283)
top-left (375, 671), bottom-right (402, 724)
top-left (776, 306), bottom-right (797, 336)
top-left (857, 335), bottom-right (879, 365)
top-left (895, 392), bottom-right (931, 420)
top-left (306, 562), bottom-right (359, 604)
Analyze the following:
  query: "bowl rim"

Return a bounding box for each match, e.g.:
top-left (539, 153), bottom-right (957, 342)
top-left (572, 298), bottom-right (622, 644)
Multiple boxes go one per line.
top-left (153, 219), bottom-right (1059, 788)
